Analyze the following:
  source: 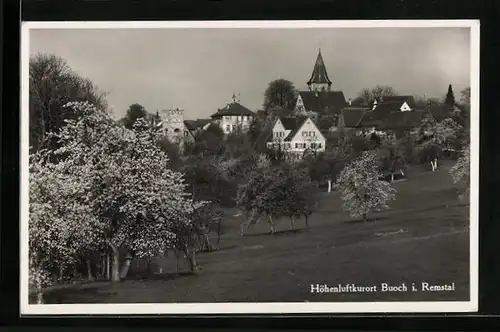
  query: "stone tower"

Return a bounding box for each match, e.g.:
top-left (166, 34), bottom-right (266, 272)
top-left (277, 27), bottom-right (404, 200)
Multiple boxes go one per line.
top-left (158, 108), bottom-right (185, 148)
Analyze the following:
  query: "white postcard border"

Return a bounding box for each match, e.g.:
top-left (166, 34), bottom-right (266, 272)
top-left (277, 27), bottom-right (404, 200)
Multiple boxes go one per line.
top-left (20, 19), bottom-right (480, 315)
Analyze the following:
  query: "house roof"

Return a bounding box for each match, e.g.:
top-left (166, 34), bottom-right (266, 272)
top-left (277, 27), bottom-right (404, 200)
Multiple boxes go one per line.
top-left (379, 110), bottom-right (425, 130)
top-left (340, 107), bottom-right (369, 127)
top-left (357, 110), bottom-right (387, 128)
top-left (210, 102), bottom-right (256, 118)
top-left (372, 101), bottom-right (404, 114)
top-left (298, 90), bottom-right (347, 114)
top-left (379, 95), bottom-right (416, 109)
top-left (307, 49), bottom-right (332, 86)
top-left (183, 119), bottom-right (212, 131)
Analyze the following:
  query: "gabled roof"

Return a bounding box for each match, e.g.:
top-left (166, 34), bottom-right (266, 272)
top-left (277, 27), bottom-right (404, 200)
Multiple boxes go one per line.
top-left (210, 102), bottom-right (256, 118)
top-left (373, 102), bottom-right (404, 114)
top-left (379, 95), bottom-right (416, 109)
top-left (307, 49), bottom-right (332, 86)
top-left (298, 90), bottom-right (347, 114)
top-left (379, 110), bottom-right (425, 130)
top-left (272, 116), bottom-right (323, 142)
top-left (340, 107), bottom-right (369, 127)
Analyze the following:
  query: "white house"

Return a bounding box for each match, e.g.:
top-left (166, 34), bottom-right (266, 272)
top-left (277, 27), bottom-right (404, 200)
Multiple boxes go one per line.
top-left (210, 98), bottom-right (256, 134)
top-left (266, 117), bottom-right (326, 158)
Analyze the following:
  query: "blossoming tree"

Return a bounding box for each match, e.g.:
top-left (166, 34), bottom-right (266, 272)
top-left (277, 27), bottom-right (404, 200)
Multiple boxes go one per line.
top-left (449, 145), bottom-right (470, 202)
top-left (335, 151), bottom-right (396, 223)
top-left (30, 102), bottom-right (205, 289)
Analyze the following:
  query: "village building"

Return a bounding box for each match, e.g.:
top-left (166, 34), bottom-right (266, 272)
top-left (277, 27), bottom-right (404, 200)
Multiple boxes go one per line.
top-left (152, 108), bottom-right (194, 151)
top-left (294, 49), bottom-right (347, 119)
top-left (266, 116), bottom-right (326, 159)
top-left (337, 95), bottom-right (462, 139)
top-left (210, 94), bottom-right (257, 134)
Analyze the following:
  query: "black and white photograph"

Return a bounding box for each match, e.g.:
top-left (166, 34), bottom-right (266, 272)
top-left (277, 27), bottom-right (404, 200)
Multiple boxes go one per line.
top-left (20, 20), bottom-right (479, 315)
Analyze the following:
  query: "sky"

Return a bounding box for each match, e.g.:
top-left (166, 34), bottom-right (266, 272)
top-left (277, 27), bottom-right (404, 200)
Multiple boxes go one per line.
top-left (29, 26), bottom-right (471, 120)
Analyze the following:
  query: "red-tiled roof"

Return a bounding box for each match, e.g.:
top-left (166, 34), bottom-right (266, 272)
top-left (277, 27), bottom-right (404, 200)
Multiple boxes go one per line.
top-left (210, 102), bottom-right (256, 118)
top-left (299, 90), bottom-right (347, 114)
top-left (307, 49), bottom-right (332, 86)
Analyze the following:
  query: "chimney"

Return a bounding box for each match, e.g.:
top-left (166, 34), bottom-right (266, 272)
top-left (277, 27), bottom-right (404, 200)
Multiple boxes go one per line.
top-left (348, 98), bottom-right (352, 106)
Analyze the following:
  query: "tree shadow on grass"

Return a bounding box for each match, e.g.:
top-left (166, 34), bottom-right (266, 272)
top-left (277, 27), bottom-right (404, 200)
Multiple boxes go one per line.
top-left (343, 216), bottom-right (389, 224)
top-left (198, 244), bottom-right (238, 254)
top-left (37, 284), bottom-right (117, 304)
top-left (243, 228), bottom-right (305, 237)
top-left (127, 271), bottom-right (196, 282)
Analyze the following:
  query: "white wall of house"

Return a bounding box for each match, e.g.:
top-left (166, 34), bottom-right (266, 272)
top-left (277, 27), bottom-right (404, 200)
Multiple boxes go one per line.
top-left (294, 94), bottom-right (306, 114)
top-left (214, 115), bottom-right (254, 134)
top-left (400, 101), bottom-right (412, 112)
top-left (267, 117), bottom-right (326, 156)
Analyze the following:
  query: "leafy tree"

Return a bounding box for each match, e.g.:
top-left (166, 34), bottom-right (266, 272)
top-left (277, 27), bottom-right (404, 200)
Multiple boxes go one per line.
top-left (236, 164), bottom-right (317, 234)
top-left (121, 103), bottom-right (148, 129)
top-left (444, 84), bottom-right (456, 108)
top-left (191, 123), bottom-right (225, 156)
top-left (156, 136), bottom-right (182, 171)
top-left (317, 114), bottom-right (337, 131)
top-left (458, 86), bottom-right (471, 129)
top-left (377, 136), bottom-right (408, 182)
top-left (351, 85), bottom-right (397, 107)
top-left (29, 53), bottom-right (107, 152)
top-left (263, 78), bottom-right (298, 111)
top-left (449, 145), bottom-right (470, 201)
top-left (223, 130), bottom-right (254, 159)
top-left (335, 151), bottom-right (396, 223)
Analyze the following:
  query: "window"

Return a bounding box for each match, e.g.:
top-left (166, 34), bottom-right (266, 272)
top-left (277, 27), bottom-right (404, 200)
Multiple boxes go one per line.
top-left (318, 143), bottom-right (322, 148)
top-left (225, 116), bottom-right (231, 121)
top-left (311, 143), bottom-right (316, 149)
top-left (311, 131), bottom-right (315, 136)
top-left (225, 125), bottom-right (230, 132)
top-left (184, 131), bottom-right (189, 137)
top-left (295, 143), bottom-right (299, 148)
top-left (302, 131), bottom-right (307, 137)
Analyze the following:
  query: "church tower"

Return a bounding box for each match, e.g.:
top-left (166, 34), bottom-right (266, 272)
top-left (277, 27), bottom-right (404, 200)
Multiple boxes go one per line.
top-left (307, 49), bottom-right (332, 92)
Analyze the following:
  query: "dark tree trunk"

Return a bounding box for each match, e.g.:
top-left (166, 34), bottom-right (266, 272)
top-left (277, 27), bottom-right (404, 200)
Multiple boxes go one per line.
top-left (363, 213), bottom-right (367, 223)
